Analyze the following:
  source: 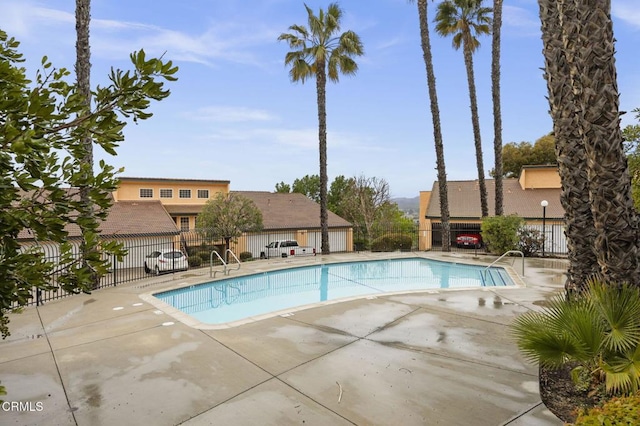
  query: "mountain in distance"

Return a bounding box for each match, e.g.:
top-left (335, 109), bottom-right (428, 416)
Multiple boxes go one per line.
top-left (391, 196), bottom-right (420, 218)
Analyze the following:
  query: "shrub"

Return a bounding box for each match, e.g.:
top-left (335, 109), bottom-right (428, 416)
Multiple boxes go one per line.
top-left (481, 215), bottom-right (524, 255)
top-left (188, 254), bottom-right (202, 267)
top-left (239, 251), bottom-right (253, 262)
top-left (371, 233), bottom-right (412, 252)
top-left (511, 279), bottom-right (640, 397)
top-left (517, 228), bottom-right (544, 257)
top-left (575, 394), bottom-right (640, 425)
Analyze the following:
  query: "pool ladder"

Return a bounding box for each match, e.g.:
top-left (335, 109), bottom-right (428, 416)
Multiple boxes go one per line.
top-left (210, 249), bottom-right (241, 278)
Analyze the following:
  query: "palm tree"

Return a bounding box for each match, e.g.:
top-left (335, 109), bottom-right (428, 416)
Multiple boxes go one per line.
top-left (75, 0), bottom-right (98, 286)
top-left (491, 0), bottom-right (503, 216)
top-left (413, 0), bottom-right (451, 251)
top-left (539, 0), bottom-right (639, 287)
top-left (278, 4), bottom-right (364, 255)
top-left (568, 0), bottom-right (640, 286)
top-left (435, 0), bottom-right (491, 218)
top-left (511, 278), bottom-right (640, 395)
top-left (537, 0), bottom-right (599, 292)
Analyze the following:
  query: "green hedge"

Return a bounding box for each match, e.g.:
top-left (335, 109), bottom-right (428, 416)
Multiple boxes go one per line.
top-left (239, 251), bottom-right (253, 261)
top-left (481, 215), bottom-right (524, 255)
top-left (371, 233), bottom-right (412, 252)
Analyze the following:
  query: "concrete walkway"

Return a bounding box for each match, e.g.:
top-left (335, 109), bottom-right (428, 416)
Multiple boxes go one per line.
top-left (0, 252), bottom-right (566, 425)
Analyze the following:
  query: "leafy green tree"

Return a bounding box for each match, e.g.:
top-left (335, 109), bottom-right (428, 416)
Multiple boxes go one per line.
top-left (624, 108), bottom-right (640, 210)
top-left (411, 0), bottom-right (451, 251)
top-left (292, 174), bottom-right (320, 202)
top-left (0, 31), bottom-right (178, 340)
top-left (278, 3), bottom-right (364, 255)
top-left (196, 193), bottom-right (263, 261)
top-left (435, 0), bottom-right (492, 217)
top-left (497, 134), bottom-right (557, 178)
top-left (327, 175), bottom-right (352, 217)
top-left (274, 181), bottom-right (291, 193)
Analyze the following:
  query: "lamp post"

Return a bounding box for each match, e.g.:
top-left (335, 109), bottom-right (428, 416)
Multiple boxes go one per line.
top-left (540, 200), bottom-right (548, 257)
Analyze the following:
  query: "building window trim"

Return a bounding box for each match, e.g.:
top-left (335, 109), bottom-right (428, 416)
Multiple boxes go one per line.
top-left (197, 189), bottom-right (209, 199)
top-left (160, 188), bottom-right (173, 198)
top-left (139, 188), bottom-right (153, 198)
top-left (180, 217), bottom-right (190, 232)
top-left (179, 189), bottom-right (191, 199)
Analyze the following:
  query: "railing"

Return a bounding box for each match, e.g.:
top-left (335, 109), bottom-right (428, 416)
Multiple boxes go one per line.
top-left (209, 249), bottom-right (241, 278)
top-left (483, 250), bottom-right (525, 277)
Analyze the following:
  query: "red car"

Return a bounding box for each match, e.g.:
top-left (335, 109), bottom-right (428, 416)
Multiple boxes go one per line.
top-left (456, 233), bottom-right (482, 249)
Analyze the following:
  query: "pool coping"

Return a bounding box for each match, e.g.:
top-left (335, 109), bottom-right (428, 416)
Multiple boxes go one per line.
top-left (138, 251), bottom-right (527, 330)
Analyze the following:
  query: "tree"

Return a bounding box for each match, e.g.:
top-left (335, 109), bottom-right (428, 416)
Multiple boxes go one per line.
top-left (340, 175), bottom-right (393, 247)
top-left (491, 0), bottom-right (504, 215)
top-left (435, 0), bottom-right (492, 217)
top-left (497, 134), bottom-right (557, 178)
top-left (538, 1), bottom-right (599, 292)
top-left (413, 0), bottom-right (451, 251)
top-left (624, 108), bottom-right (640, 210)
top-left (327, 174), bottom-right (353, 217)
top-left (292, 174), bottom-right (320, 202)
top-left (196, 193), bottom-right (263, 261)
top-left (75, 0), bottom-right (98, 287)
top-left (278, 3), bottom-right (364, 255)
top-left (274, 181), bottom-right (291, 193)
top-left (541, 0), bottom-right (639, 286)
top-left (0, 30), bottom-right (178, 339)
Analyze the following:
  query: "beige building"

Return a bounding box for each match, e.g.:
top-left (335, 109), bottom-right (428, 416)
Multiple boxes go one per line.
top-left (419, 166), bottom-right (565, 251)
top-left (113, 177), bottom-right (231, 232)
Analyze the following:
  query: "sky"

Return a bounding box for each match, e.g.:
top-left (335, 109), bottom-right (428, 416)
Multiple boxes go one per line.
top-left (1, 1), bottom-right (639, 198)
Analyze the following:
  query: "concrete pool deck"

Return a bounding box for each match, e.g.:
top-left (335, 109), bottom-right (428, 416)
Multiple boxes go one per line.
top-left (1, 252), bottom-right (566, 425)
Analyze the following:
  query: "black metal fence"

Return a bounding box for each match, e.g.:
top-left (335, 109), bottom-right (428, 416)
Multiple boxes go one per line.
top-left (18, 222), bottom-right (568, 306)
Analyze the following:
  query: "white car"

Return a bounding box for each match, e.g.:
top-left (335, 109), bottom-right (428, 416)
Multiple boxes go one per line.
top-left (144, 250), bottom-right (189, 274)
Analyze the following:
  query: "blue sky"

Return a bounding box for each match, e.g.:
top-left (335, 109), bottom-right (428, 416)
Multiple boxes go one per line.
top-left (1, 0), bottom-right (639, 198)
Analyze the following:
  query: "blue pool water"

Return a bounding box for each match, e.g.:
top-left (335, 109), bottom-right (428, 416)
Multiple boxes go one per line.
top-left (155, 258), bottom-right (514, 325)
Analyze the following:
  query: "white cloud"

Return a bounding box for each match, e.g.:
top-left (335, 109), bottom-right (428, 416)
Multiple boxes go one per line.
top-left (613, 0), bottom-right (640, 29)
top-left (503, 5), bottom-right (540, 35)
top-left (188, 106), bottom-right (278, 123)
top-left (0, 1), bottom-right (280, 67)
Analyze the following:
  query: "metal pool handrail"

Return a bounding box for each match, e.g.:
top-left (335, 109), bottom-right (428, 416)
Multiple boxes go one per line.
top-left (483, 250), bottom-right (525, 278)
top-left (225, 249), bottom-right (241, 274)
top-left (209, 249), bottom-right (242, 277)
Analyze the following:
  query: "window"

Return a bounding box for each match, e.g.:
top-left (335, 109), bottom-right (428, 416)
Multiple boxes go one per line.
top-left (197, 189), bottom-right (209, 199)
top-left (179, 189), bottom-right (191, 199)
top-left (139, 188), bottom-right (153, 198)
top-left (160, 188), bottom-right (173, 198)
top-left (180, 217), bottom-right (190, 232)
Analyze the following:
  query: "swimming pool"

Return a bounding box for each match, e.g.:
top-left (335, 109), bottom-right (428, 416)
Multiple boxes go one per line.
top-left (153, 257), bottom-right (515, 327)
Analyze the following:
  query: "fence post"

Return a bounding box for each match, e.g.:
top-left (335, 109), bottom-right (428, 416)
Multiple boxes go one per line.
top-left (112, 253), bottom-right (117, 286)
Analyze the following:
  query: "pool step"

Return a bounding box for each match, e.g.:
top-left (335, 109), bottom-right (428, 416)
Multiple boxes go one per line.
top-left (483, 268), bottom-right (510, 286)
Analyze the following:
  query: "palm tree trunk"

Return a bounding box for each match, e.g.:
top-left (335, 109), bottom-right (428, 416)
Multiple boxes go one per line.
top-left (567, 0), bottom-right (640, 285)
top-left (538, 0), bottom-right (599, 292)
top-left (316, 62), bottom-right (330, 255)
top-left (463, 42), bottom-right (488, 217)
top-left (491, 0), bottom-right (504, 216)
top-left (75, 0), bottom-right (98, 287)
top-left (417, 0), bottom-right (451, 251)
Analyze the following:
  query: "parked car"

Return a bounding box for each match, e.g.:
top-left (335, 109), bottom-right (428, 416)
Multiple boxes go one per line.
top-left (260, 240), bottom-right (316, 259)
top-left (144, 250), bottom-right (189, 274)
top-left (455, 233), bottom-right (482, 249)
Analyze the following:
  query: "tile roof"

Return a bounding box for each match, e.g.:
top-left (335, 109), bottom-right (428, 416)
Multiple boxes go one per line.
top-left (17, 199), bottom-right (179, 240)
top-left (233, 191), bottom-right (352, 229)
top-left (426, 179), bottom-right (565, 219)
